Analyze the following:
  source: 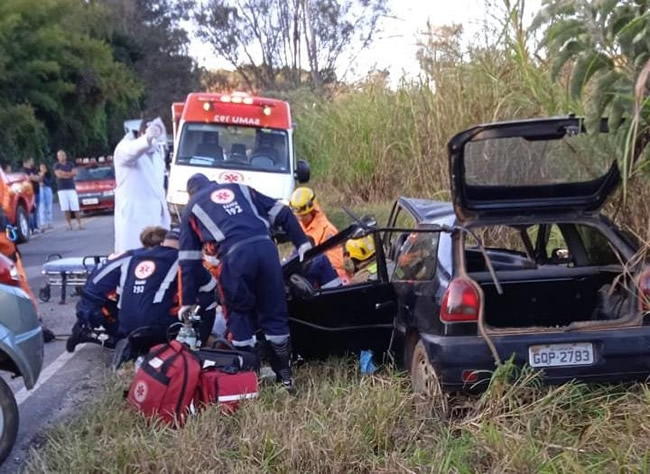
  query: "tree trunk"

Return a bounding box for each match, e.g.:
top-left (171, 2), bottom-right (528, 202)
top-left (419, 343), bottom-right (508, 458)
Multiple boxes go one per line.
top-left (302, 0), bottom-right (320, 90)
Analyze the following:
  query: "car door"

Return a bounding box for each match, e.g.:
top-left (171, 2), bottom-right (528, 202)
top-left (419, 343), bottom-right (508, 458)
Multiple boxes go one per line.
top-left (285, 226), bottom-right (396, 360)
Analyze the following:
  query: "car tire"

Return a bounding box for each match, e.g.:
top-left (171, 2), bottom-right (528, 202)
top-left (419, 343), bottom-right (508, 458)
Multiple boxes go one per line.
top-left (0, 377), bottom-right (19, 464)
top-left (410, 339), bottom-right (448, 415)
top-left (15, 205), bottom-right (29, 244)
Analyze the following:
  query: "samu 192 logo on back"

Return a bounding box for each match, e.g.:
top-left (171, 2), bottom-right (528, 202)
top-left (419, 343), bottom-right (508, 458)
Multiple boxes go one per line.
top-left (134, 260), bottom-right (156, 279)
top-left (211, 189), bottom-right (235, 205)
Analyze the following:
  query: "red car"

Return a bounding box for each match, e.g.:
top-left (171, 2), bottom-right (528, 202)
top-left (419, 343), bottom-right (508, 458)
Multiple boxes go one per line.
top-left (74, 159), bottom-right (115, 213)
top-left (1, 169), bottom-right (35, 243)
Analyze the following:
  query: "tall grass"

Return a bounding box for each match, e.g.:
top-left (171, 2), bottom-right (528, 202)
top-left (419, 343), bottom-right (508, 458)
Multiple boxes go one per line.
top-left (25, 361), bottom-right (650, 473)
top-left (292, 53), bottom-right (650, 236)
top-left (292, 41), bottom-right (568, 205)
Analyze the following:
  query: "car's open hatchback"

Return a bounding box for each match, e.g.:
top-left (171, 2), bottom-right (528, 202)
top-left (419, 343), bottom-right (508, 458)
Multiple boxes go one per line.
top-left (448, 117), bottom-right (621, 219)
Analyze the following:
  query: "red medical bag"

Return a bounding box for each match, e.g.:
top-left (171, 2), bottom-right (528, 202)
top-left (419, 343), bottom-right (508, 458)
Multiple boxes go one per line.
top-left (197, 368), bottom-right (258, 413)
top-left (127, 340), bottom-right (201, 426)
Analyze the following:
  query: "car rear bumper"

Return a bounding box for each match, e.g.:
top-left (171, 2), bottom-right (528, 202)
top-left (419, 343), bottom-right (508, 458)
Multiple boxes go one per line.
top-left (79, 196), bottom-right (115, 211)
top-left (421, 326), bottom-right (650, 391)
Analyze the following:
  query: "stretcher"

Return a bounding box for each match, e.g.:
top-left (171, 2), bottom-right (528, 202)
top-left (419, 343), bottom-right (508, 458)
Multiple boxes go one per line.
top-left (39, 254), bottom-right (107, 304)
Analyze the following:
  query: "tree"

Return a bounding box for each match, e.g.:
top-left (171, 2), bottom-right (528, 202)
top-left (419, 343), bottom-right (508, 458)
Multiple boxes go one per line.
top-left (100, 0), bottom-right (201, 124)
top-left (194, 0), bottom-right (388, 91)
top-left (534, 0), bottom-right (650, 188)
top-left (0, 0), bottom-right (142, 164)
top-left (417, 23), bottom-right (465, 79)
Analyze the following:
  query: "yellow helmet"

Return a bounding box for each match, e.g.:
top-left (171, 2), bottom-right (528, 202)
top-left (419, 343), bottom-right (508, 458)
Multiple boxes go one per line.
top-left (345, 236), bottom-right (376, 262)
top-left (290, 187), bottom-right (316, 216)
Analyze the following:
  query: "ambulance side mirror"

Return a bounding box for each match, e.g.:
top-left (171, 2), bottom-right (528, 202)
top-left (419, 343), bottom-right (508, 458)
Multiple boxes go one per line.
top-left (296, 159), bottom-right (310, 183)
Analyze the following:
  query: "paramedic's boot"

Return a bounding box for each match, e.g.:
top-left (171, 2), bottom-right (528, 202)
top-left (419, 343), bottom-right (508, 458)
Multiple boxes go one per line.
top-left (267, 338), bottom-right (294, 392)
top-left (66, 322), bottom-right (98, 353)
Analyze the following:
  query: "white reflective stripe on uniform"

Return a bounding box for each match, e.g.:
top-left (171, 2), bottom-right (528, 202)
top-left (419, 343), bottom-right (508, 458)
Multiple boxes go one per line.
top-left (198, 277), bottom-right (217, 293)
top-left (321, 277), bottom-right (342, 289)
top-left (238, 184), bottom-right (269, 229)
top-left (153, 260), bottom-right (179, 304)
top-left (92, 259), bottom-right (124, 285)
top-left (116, 256), bottom-right (132, 309)
top-left (218, 392), bottom-right (258, 402)
top-left (267, 201), bottom-right (285, 226)
top-left (232, 337), bottom-right (256, 347)
top-left (192, 203), bottom-right (226, 241)
top-left (205, 302), bottom-right (217, 311)
top-left (265, 334), bottom-right (290, 343)
top-left (179, 250), bottom-right (203, 260)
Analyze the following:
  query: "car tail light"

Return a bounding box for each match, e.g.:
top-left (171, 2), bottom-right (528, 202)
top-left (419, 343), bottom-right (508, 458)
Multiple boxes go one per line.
top-left (461, 370), bottom-right (479, 383)
top-left (441, 278), bottom-right (480, 322)
top-left (0, 254), bottom-right (20, 287)
top-left (639, 270), bottom-right (650, 312)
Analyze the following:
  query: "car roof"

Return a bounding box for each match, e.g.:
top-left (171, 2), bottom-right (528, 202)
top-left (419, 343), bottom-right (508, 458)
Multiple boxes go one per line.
top-left (397, 197), bottom-right (456, 225)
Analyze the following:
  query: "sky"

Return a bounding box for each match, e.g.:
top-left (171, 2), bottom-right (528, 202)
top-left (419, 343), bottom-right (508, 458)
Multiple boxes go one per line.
top-left (189, 0), bottom-right (543, 83)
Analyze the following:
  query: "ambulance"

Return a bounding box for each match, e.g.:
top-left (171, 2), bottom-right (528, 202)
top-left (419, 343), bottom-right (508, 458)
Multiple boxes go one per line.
top-left (167, 92), bottom-right (310, 221)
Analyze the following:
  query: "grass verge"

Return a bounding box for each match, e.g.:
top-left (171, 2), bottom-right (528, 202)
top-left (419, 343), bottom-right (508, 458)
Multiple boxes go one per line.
top-left (25, 359), bottom-right (650, 473)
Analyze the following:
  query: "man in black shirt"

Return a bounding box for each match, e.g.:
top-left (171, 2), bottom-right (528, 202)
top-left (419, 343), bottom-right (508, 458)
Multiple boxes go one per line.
top-left (22, 157), bottom-right (41, 234)
top-left (54, 150), bottom-right (83, 230)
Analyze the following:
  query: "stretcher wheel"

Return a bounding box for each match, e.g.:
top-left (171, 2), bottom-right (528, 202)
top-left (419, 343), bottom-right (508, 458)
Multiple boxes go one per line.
top-left (38, 285), bottom-right (51, 303)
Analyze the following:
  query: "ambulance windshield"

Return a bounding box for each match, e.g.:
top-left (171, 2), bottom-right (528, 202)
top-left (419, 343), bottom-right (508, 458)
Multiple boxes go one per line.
top-left (176, 123), bottom-right (290, 173)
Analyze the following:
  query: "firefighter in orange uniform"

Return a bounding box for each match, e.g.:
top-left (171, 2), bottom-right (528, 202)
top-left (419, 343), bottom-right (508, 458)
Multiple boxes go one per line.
top-left (289, 187), bottom-right (346, 278)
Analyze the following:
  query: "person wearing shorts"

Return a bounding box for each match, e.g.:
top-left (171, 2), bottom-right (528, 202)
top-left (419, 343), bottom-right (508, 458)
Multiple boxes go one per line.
top-left (54, 150), bottom-right (83, 230)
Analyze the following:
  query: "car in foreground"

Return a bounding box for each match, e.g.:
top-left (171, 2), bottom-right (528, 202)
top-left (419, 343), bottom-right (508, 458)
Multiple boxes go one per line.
top-left (283, 116), bottom-right (648, 401)
top-left (74, 158), bottom-right (115, 213)
top-left (1, 169), bottom-right (35, 243)
top-left (0, 253), bottom-right (43, 463)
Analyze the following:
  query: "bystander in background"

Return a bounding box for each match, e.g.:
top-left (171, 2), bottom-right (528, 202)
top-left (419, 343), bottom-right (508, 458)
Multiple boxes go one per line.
top-left (22, 158), bottom-right (41, 234)
top-left (54, 150), bottom-right (83, 230)
top-left (39, 163), bottom-right (53, 230)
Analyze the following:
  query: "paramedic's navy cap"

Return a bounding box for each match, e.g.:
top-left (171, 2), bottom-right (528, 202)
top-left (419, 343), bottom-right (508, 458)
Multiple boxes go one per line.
top-left (187, 173), bottom-right (210, 196)
top-left (165, 229), bottom-right (180, 241)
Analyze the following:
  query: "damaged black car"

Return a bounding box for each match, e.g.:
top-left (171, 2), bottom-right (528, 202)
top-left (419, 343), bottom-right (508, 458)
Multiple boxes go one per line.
top-left (283, 116), bottom-right (650, 395)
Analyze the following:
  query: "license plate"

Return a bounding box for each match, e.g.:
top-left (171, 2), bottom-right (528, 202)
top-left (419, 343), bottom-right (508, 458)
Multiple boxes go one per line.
top-left (82, 198), bottom-right (99, 205)
top-left (529, 342), bottom-right (594, 368)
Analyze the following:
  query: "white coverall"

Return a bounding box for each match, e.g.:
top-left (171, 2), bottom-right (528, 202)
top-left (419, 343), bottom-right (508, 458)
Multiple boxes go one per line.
top-left (113, 131), bottom-right (171, 253)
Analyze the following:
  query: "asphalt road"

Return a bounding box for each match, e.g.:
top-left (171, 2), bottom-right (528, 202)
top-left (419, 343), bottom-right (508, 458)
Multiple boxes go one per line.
top-left (0, 209), bottom-right (115, 473)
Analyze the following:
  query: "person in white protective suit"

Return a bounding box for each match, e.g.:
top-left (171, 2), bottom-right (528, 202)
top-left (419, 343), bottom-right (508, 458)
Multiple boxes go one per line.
top-left (113, 118), bottom-right (171, 253)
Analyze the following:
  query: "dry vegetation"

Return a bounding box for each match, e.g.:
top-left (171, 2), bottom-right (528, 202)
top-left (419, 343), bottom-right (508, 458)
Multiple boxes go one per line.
top-left (25, 360), bottom-right (650, 473)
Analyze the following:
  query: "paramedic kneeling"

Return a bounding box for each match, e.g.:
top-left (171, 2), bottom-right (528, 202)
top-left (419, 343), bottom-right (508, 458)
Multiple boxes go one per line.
top-left (66, 251), bottom-right (131, 352)
top-left (179, 173), bottom-right (310, 390)
top-left (66, 226), bottom-right (169, 352)
top-left (119, 230), bottom-right (216, 345)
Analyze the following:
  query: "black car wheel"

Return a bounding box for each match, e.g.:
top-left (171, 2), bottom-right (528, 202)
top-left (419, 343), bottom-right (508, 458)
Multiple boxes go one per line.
top-left (15, 205), bottom-right (29, 244)
top-left (410, 339), bottom-right (448, 415)
top-left (0, 377), bottom-right (19, 464)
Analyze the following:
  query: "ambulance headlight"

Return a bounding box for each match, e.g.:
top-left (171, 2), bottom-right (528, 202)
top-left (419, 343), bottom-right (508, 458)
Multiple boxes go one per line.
top-left (203, 102), bottom-right (212, 111)
top-left (103, 190), bottom-right (114, 197)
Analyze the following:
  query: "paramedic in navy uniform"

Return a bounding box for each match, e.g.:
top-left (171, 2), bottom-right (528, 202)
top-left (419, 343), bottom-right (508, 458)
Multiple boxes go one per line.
top-left (119, 229), bottom-right (217, 344)
top-left (178, 173), bottom-right (311, 390)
